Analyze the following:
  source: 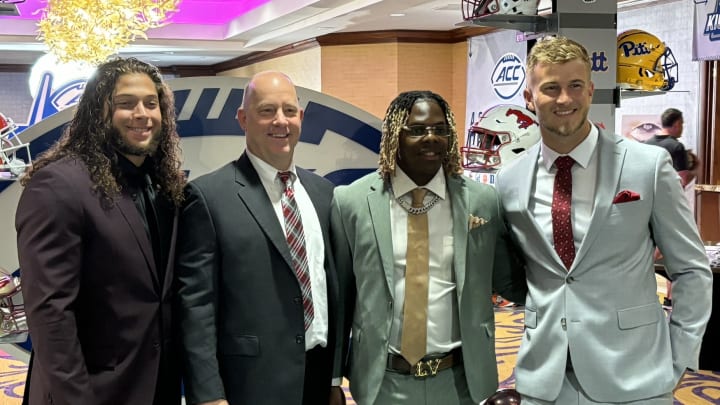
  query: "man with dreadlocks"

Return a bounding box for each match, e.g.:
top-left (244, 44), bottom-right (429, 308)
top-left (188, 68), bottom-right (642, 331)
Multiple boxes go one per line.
top-left (330, 90), bottom-right (526, 404)
top-left (16, 57), bottom-right (185, 405)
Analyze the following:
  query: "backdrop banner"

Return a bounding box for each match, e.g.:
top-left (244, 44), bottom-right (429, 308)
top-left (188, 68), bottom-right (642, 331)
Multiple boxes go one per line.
top-left (693, 0), bottom-right (720, 61)
top-left (465, 30), bottom-right (527, 133)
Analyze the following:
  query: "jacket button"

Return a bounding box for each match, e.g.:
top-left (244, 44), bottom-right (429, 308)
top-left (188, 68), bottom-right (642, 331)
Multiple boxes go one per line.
top-left (296, 334), bottom-right (304, 344)
top-left (567, 276), bottom-right (575, 284)
top-left (293, 296), bottom-right (302, 304)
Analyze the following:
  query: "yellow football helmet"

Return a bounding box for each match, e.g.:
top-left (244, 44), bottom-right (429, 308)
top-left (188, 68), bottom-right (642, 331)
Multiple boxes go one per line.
top-left (617, 29), bottom-right (678, 91)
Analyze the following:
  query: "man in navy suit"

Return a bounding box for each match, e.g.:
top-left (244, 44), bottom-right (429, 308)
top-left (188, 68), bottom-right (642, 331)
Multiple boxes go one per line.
top-left (175, 71), bottom-right (344, 405)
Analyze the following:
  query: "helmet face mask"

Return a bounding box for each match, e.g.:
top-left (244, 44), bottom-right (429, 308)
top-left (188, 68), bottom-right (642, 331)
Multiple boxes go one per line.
top-left (462, 0), bottom-right (540, 20)
top-left (462, 105), bottom-right (541, 171)
top-left (617, 29), bottom-right (678, 91)
top-left (0, 112), bottom-right (32, 178)
top-left (0, 270), bottom-right (27, 343)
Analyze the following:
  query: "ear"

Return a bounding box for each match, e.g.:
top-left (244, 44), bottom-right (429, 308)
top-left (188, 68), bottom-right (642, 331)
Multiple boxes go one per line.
top-left (523, 88), bottom-right (535, 112)
top-left (237, 108), bottom-right (247, 131)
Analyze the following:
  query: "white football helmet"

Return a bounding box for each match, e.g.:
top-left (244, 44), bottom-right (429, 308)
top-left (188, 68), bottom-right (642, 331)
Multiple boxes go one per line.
top-left (0, 269), bottom-right (27, 343)
top-left (462, 104), bottom-right (540, 170)
top-left (0, 112), bottom-right (32, 179)
top-left (462, 0), bottom-right (540, 20)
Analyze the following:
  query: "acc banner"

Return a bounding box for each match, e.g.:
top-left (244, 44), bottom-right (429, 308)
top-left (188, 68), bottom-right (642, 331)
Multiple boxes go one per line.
top-left (693, 0), bottom-right (720, 60)
top-left (465, 30), bottom-right (527, 133)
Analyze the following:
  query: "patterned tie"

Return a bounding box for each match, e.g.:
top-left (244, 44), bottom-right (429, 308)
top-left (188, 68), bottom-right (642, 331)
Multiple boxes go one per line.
top-left (401, 187), bottom-right (430, 365)
top-left (278, 171), bottom-right (314, 330)
top-left (552, 156), bottom-right (576, 270)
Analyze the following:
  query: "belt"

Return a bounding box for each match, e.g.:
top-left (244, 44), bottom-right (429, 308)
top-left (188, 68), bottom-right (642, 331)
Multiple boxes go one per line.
top-left (386, 348), bottom-right (463, 378)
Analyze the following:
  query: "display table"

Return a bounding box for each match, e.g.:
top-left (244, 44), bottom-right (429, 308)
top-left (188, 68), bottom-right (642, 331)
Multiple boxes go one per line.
top-left (655, 244), bottom-right (719, 371)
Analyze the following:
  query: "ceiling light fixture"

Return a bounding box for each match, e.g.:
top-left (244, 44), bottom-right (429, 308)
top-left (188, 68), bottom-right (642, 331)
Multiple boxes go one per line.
top-left (37, 0), bottom-right (179, 66)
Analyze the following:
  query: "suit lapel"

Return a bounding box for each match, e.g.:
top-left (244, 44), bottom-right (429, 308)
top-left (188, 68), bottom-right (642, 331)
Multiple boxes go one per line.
top-left (116, 195), bottom-right (159, 289)
top-left (234, 154), bottom-right (295, 270)
top-left (508, 145), bottom-right (568, 273)
top-left (573, 130), bottom-right (625, 270)
top-left (448, 176), bottom-right (468, 299)
top-left (366, 177), bottom-right (395, 299)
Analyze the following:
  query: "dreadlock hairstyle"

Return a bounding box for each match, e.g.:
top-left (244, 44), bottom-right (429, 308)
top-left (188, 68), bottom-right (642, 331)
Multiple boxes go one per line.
top-left (377, 90), bottom-right (462, 180)
top-left (21, 57), bottom-right (185, 207)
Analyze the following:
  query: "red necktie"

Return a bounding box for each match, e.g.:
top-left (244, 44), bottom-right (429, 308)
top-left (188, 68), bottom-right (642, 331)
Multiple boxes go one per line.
top-left (552, 156), bottom-right (575, 270)
top-left (278, 171), bottom-right (314, 330)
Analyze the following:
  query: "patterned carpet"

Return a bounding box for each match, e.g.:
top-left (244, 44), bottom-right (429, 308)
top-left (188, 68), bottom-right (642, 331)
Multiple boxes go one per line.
top-left (1, 308), bottom-right (717, 404)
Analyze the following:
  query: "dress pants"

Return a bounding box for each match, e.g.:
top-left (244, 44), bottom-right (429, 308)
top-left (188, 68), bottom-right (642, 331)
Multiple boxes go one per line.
top-left (520, 370), bottom-right (673, 405)
top-left (374, 364), bottom-right (475, 405)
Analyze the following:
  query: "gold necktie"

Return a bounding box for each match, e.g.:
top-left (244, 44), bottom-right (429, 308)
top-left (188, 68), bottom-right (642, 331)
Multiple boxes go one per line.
top-left (400, 187), bottom-right (430, 365)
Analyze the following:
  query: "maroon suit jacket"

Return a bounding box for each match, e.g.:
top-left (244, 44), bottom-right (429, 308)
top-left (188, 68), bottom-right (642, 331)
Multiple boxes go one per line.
top-left (16, 157), bottom-right (180, 405)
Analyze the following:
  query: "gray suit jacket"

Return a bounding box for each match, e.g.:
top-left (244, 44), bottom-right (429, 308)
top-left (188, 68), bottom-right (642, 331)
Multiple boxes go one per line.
top-left (496, 129), bottom-right (713, 402)
top-left (331, 171), bottom-right (526, 404)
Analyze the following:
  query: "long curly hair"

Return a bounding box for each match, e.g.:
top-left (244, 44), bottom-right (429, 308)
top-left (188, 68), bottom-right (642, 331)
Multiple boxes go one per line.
top-left (21, 57), bottom-right (185, 207)
top-left (377, 90), bottom-right (462, 180)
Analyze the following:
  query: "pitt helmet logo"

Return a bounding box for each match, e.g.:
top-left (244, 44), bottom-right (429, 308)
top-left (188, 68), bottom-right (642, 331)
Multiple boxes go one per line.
top-left (618, 40), bottom-right (652, 57)
top-left (505, 108), bottom-right (537, 129)
top-left (491, 53), bottom-right (525, 101)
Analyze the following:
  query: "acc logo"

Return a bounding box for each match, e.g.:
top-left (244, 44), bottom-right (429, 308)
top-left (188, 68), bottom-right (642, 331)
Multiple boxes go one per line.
top-left (491, 53), bottom-right (525, 101)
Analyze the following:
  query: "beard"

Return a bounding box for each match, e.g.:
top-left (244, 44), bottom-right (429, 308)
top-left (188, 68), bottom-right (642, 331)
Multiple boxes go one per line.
top-left (109, 127), bottom-right (161, 157)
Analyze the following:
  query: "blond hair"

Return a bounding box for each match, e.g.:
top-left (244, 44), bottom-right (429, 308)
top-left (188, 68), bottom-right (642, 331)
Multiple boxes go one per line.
top-left (527, 36), bottom-right (591, 78)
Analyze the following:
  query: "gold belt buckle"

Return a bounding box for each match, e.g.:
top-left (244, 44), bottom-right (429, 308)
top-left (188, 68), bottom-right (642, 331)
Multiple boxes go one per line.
top-left (413, 358), bottom-right (442, 378)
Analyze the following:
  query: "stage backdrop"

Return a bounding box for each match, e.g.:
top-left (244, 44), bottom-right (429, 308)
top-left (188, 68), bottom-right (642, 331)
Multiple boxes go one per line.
top-left (0, 76), bottom-right (383, 351)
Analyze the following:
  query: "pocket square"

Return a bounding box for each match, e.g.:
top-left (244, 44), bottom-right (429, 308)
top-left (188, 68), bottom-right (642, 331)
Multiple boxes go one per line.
top-left (468, 215), bottom-right (488, 230)
top-left (612, 189), bottom-right (641, 204)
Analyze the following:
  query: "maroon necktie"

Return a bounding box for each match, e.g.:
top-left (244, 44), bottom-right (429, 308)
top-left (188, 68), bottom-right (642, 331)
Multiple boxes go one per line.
top-left (278, 171), bottom-right (314, 330)
top-left (552, 156), bottom-right (575, 270)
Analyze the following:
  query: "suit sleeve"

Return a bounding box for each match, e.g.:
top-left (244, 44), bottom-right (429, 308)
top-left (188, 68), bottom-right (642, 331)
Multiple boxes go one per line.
top-left (490, 188), bottom-right (527, 305)
top-left (329, 190), bottom-right (356, 379)
top-left (175, 182), bottom-right (226, 404)
top-left (15, 168), bottom-right (93, 405)
top-left (649, 152), bottom-right (712, 376)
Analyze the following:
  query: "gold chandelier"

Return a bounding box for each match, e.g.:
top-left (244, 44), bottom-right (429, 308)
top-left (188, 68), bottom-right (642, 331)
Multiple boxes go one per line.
top-left (37, 0), bottom-right (180, 66)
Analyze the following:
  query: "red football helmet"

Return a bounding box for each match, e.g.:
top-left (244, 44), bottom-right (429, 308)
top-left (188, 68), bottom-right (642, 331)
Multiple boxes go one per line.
top-left (462, 104), bottom-right (540, 170)
top-left (0, 112), bottom-right (32, 178)
top-left (0, 269), bottom-right (27, 343)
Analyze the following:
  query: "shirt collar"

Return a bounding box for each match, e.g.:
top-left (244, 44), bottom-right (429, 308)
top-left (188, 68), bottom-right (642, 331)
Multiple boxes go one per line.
top-left (391, 166), bottom-right (447, 200)
top-left (540, 122), bottom-right (598, 170)
top-left (246, 149), bottom-right (297, 186)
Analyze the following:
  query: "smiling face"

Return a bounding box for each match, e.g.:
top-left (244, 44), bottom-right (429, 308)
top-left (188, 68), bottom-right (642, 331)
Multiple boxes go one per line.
top-left (110, 73), bottom-right (162, 166)
top-left (524, 58), bottom-right (594, 154)
top-left (396, 99), bottom-right (449, 186)
top-left (238, 72), bottom-right (303, 171)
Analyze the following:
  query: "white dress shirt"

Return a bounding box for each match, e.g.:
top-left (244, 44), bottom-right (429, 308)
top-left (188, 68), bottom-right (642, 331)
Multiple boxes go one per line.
top-left (247, 150), bottom-right (329, 351)
top-left (388, 167), bottom-right (461, 356)
top-left (530, 124), bottom-right (599, 270)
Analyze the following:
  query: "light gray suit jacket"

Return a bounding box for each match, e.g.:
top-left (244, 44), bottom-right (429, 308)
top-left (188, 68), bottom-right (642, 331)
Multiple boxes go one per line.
top-left (330, 171), bottom-right (526, 404)
top-left (495, 129), bottom-right (713, 402)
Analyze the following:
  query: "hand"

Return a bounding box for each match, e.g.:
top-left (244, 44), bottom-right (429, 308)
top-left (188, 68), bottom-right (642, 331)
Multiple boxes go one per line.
top-left (197, 400), bottom-right (229, 405)
top-left (329, 386), bottom-right (346, 405)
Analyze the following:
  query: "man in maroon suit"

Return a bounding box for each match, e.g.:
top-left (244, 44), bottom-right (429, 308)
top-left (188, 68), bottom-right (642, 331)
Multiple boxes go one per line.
top-left (16, 57), bottom-right (186, 405)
